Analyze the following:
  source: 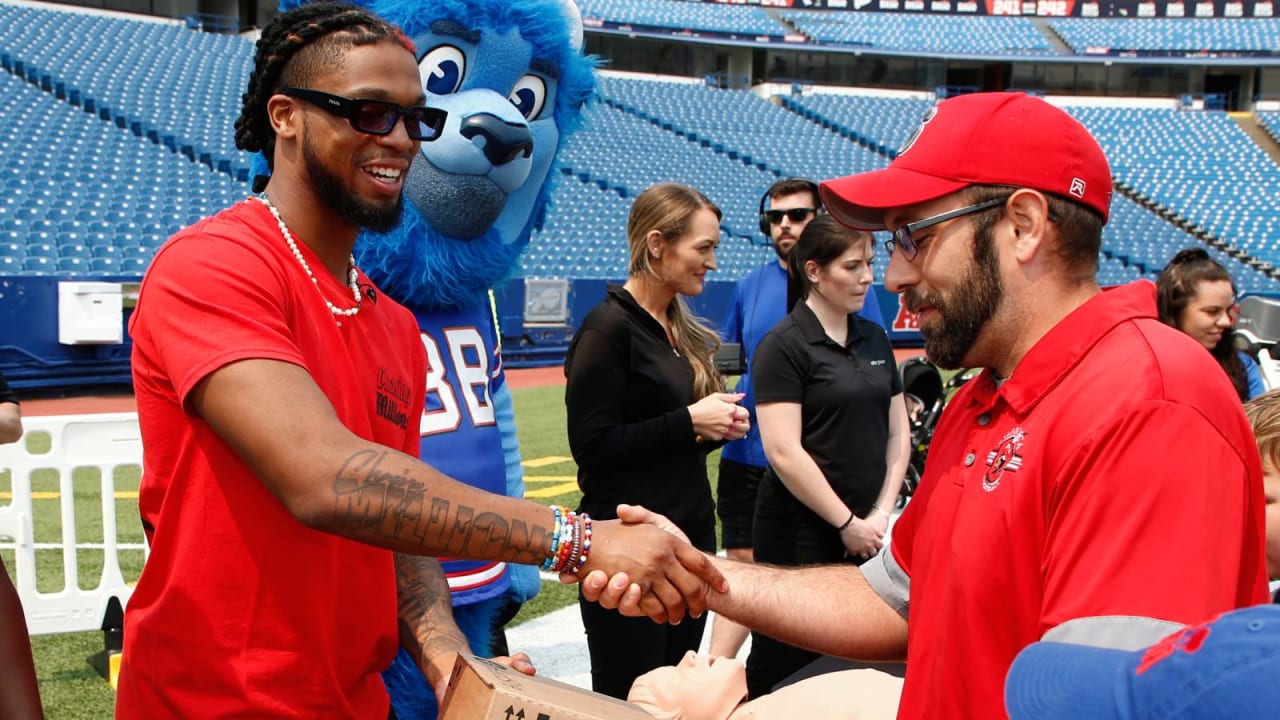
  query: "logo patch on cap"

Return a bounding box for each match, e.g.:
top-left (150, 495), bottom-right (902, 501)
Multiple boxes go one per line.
top-left (1069, 178), bottom-right (1086, 199)
top-left (898, 105), bottom-right (938, 157)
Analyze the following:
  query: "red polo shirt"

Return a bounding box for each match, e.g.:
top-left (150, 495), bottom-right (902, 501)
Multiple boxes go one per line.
top-left (890, 281), bottom-right (1268, 719)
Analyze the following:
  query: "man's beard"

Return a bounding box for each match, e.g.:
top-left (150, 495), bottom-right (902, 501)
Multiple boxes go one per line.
top-left (303, 135), bottom-right (403, 233)
top-left (772, 236), bottom-right (793, 262)
top-left (904, 220), bottom-right (1002, 370)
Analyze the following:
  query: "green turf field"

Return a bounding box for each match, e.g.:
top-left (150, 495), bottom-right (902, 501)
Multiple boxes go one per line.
top-left (2, 382), bottom-right (723, 718)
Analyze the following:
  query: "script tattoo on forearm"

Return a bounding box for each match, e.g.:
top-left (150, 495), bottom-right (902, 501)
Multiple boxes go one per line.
top-left (333, 449), bottom-right (549, 564)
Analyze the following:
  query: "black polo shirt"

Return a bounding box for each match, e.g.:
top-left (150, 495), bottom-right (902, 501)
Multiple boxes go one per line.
top-left (751, 302), bottom-right (901, 516)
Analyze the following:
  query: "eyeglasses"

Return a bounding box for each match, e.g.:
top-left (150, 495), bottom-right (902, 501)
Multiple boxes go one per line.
top-left (882, 196), bottom-right (1010, 260)
top-left (283, 87), bottom-right (447, 142)
top-left (764, 208), bottom-right (816, 225)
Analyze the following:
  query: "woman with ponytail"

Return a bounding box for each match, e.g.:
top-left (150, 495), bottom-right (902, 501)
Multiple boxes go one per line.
top-left (565, 182), bottom-right (749, 699)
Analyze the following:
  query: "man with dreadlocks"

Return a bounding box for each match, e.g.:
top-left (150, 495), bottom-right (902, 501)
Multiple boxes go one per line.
top-left (118, 4), bottom-right (725, 717)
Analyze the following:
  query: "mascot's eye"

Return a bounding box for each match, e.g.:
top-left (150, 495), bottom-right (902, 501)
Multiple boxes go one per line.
top-left (420, 45), bottom-right (466, 95)
top-left (508, 75), bottom-right (547, 120)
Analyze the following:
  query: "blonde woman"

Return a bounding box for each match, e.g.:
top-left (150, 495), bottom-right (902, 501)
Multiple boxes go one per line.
top-left (565, 182), bottom-right (749, 699)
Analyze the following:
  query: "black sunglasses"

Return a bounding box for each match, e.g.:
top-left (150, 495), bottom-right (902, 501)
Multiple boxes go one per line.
top-left (283, 87), bottom-right (446, 142)
top-left (764, 208), bottom-right (816, 225)
top-left (882, 196), bottom-right (1010, 261)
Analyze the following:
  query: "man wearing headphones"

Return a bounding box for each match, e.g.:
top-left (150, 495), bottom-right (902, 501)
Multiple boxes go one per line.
top-left (710, 178), bottom-right (884, 658)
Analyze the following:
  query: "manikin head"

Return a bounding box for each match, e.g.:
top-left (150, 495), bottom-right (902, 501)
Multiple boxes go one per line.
top-left (628, 652), bottom-right (747, 720)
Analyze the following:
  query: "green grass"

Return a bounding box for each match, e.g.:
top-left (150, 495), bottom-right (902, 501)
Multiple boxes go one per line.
top-left (11, 382), bottom-right (725, 718)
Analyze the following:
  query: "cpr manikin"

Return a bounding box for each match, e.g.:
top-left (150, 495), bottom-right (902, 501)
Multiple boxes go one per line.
top-left (627, 652), bottom-right (902, 720)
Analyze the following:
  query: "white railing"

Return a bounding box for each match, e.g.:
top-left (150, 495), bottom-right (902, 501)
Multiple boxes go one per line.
top-left (0, 413), bottom-right (145, 636)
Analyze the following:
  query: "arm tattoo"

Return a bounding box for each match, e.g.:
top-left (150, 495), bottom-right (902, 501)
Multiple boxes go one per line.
top-left (333, 449), bottom-right (550, 564)
top-left (395, 553), bottom-right (468, 668)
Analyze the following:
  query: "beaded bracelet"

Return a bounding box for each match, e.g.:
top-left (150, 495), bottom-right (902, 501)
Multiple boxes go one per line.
top-left (561, 514), bottom-right (583, 574)
top-left (554, 511), bottom-right (577, 571)
top-left (541, 506), bottom-right (566, 571)
top-left (572, 514), bottom-right (593, 575)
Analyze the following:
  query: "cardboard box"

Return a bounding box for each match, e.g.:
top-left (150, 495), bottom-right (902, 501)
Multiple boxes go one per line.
top-left (440, 654), bottom-right (654, 720)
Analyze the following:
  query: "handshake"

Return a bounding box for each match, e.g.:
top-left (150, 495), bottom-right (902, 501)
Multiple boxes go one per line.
top-left (560, 504), bottom-right (727, 624)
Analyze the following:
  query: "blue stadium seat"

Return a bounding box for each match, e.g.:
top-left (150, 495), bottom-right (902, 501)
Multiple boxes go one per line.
top-left (57, 256), bottom-right (88, 274)
top-left (25, 242), bottom-right (56, 259)
top-left (58, 244), bottom-right (92, 260)
top-left (22, 256), bottom-right (52, 274)
top-left (119, 256), bottom-right (148, 275)
top-left (89, 257), bottom-right (120, 274)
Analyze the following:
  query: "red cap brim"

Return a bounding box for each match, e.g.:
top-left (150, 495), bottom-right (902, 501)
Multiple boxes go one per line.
top-left (820, 167), bottom-right (970, 231)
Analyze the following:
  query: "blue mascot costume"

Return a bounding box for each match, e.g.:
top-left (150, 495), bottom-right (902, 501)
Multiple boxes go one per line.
top-left (255, 0), bottom-right (595, 717)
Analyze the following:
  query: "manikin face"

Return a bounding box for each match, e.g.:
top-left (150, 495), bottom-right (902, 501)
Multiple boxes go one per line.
top-left (1178, 278), bottom-right (1236, 352)
top-left (807, 236), bottom-right (874, 317)
top-left (767, 191), bottom-right (818, 262)
top-left (295, 40), bottom-right (425, 232)
top-left (628, 652), bottom-right (748, 720)
top-left (652, 207), bottom-right (720, 298)
top-left (883, 193), bottom-right (1004, 370)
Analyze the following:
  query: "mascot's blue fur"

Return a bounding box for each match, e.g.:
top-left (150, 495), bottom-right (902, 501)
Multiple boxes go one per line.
top-left (263, 1), bottom-right (595, 718)
top-left (358, 0), bottom-right (596, 310)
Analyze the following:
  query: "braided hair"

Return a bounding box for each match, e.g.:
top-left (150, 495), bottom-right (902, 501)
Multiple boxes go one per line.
top-left (234, 1), bottom-right (410, 183)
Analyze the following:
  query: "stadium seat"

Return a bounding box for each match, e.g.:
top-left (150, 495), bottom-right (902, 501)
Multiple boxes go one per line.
top-left (22, 256), bottom-right (52, 274)
top-left (56, 256), bottom-right (88, 274)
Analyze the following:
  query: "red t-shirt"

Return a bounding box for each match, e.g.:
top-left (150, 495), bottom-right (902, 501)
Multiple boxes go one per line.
top-left (890, 281), bottom-right (1268, 719)
top-left (118, 200), bottom-right (427, 718)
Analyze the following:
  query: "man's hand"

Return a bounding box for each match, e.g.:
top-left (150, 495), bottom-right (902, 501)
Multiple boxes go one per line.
top-left (425, 652), bottom-right (536, 706)
top-left (559, 509), bottom-right (727, 624)
top-left (489, 652), bottom-right (536, 677)
top-left (564, 504), bottom-right (723, 624)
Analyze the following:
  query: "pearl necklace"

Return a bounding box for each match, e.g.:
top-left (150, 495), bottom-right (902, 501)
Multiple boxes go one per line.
top-left (254, 195), bottom-right (361, 320)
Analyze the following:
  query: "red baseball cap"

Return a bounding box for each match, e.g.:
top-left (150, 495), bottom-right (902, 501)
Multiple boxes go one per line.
top-left (820, 92), bottom-right (1112, 231)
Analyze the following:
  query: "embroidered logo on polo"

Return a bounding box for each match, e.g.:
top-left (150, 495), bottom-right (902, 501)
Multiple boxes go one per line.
top-left (983, 426), bottom-right (1026, 492)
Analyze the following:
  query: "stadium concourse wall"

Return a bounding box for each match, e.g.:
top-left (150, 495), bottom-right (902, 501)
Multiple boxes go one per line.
top-left (0, 274), bottom-right (916, 390)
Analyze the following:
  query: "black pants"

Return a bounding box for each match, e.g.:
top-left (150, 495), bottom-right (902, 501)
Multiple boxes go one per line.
top-left (578, 588), bottom-right (708, 699)
top-left (716, 458), bottom-right (766, 550)
top-left (748, 473), bottom-right (863, 700)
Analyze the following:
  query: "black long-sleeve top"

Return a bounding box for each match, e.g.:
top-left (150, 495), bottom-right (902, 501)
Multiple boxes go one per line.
top-left (564, 285), bottom-right (715, 549)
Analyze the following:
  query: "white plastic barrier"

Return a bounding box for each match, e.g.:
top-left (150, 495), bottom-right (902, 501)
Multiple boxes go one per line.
top-left (0, 412), bottom-right (146, 636)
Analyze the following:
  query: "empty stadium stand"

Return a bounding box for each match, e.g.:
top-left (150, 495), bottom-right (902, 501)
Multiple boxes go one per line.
top-left (578, 0), bottom-right (786, 38)
top-left (0, 66), bottom-right (245, 276)
top-left (0, 1), bottom-right (1276, 388)
top-left (1049, 18), bottom-right (1280, 55)
top-left (782, 11), bottom-right (1057, 56)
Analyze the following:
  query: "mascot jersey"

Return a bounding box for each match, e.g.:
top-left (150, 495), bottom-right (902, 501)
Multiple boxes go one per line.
top-left (415, 301), bottom-right (511, 603)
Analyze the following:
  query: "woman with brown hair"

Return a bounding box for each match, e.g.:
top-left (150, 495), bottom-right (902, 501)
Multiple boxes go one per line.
top-left (565, 182), bottom-right (749, 699)
top-left (1157, 248), bottom-right (1265, 402)
top-left (748, 215), bottom-right (911, 698)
